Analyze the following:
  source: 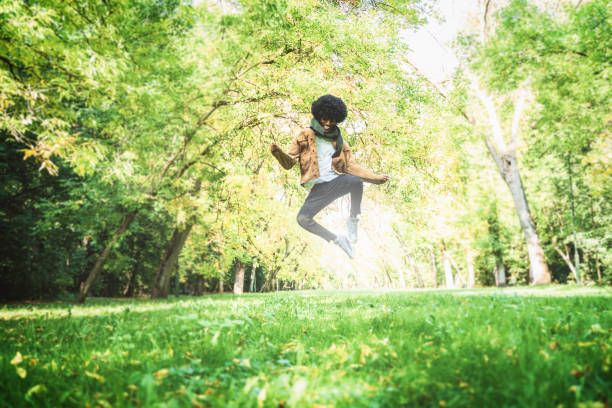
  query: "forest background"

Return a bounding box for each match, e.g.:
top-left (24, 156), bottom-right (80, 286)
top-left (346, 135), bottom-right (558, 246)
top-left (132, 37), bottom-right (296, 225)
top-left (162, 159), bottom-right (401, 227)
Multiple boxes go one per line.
top-left (1, 0), bottom-right (610, 302)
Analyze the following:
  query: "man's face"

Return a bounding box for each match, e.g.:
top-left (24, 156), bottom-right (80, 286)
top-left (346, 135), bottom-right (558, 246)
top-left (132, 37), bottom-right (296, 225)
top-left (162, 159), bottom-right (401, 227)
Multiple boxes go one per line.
top-left (319, 118), bottom-right (337, 134)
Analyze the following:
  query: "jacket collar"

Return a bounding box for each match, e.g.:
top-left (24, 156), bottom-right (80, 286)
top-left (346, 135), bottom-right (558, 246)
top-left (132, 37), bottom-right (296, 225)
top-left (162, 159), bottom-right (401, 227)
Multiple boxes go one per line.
top-left (309, 118), bottom-right (343, 158)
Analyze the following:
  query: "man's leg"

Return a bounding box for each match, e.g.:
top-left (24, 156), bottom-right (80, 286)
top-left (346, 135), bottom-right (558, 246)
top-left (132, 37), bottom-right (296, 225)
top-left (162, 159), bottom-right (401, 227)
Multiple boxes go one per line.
top-left (296, 184), bottom-right (339, 242)
top-left (345, 175), bottom-right (363, 218)
top-left (296, 175), bottom-right (363, 242)
top-left (341, 175), bottom-right (363, 243)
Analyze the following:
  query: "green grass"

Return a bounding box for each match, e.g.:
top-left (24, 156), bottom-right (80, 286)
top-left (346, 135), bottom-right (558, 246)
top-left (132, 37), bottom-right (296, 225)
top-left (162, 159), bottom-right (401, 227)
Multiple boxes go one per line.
top-left (1, 286), bottom-right (611, 407)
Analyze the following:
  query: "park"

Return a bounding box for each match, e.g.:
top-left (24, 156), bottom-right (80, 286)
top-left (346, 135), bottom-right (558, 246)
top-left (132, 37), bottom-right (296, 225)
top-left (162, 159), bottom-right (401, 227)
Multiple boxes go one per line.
top-left (1, 0), bottom-right (610, 406)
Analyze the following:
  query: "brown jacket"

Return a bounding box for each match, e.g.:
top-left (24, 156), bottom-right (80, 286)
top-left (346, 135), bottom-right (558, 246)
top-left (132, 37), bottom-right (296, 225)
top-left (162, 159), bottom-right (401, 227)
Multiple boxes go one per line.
top-left (272, 128), bottom-right (384, 186)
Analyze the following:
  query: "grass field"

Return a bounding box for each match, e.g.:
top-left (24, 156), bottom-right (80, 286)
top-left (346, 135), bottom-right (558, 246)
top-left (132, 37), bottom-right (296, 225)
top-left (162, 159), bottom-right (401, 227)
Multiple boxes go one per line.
top-left (1, 286), bottom-right (611, 407)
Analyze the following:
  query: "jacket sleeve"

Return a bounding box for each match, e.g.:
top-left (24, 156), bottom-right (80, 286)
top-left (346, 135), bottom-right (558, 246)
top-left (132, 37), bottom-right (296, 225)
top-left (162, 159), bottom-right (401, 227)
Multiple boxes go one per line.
top-left (271, 134), bottom-right (301, 170)
top-left (344, 143), bottom-right (384, 184)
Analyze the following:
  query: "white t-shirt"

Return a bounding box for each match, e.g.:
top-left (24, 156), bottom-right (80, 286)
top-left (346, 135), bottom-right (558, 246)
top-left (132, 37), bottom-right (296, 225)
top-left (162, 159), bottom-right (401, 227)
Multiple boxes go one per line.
top-left (303, 136), bottom-right (339, 190)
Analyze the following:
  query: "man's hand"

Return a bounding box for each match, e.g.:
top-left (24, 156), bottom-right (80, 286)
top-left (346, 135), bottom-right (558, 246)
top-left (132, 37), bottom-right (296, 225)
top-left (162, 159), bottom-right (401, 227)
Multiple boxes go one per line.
top-left (270, 142), bottom-right (279, 153)
top-left (373, 174), bottom-right (390, 185)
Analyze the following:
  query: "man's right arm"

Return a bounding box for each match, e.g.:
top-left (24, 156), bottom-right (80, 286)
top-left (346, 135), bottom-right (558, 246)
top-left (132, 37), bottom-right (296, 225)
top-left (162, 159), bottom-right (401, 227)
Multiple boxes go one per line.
top-left (270, 135), bottom-right (300, 170)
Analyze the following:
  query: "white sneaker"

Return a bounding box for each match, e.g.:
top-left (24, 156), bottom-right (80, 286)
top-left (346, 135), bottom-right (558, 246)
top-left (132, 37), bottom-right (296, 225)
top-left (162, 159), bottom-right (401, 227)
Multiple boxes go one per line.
top-left (333, 235), bottom-right (354, 259)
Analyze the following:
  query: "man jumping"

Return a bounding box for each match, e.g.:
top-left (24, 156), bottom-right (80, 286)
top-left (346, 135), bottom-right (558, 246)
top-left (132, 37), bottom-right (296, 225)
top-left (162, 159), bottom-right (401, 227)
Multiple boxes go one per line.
top-left (270, 94), bottom-right (389, 258)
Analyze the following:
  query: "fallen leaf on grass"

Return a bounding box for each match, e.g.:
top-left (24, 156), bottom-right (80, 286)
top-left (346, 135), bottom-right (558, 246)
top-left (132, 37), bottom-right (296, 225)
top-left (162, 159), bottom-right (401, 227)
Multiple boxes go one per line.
top-left (25, 384), bottom-right (47, 398)
top-left (10, 351), bottom-right (23, 365)
top-left (16, 367), bottom-right (27, 379)
top-left (571, 367), bottom-right (590, 378)
top-left (97, 399), bottom-right (112, 408)
top-left (360, 344), bottom-right (373, 365)
top-left (233, 358), bottom-right (251, 368)
top-left (590, 324), bottom-right (607, 334)
top-left (85, 371), bottom-right (106, 383)
top-left (153, 369), bottom-right (169, 379)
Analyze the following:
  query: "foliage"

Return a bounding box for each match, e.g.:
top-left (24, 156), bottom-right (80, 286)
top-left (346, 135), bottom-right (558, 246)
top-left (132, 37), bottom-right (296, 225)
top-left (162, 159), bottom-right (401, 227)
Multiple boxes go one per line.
top-left (0, 138), bottom-right (87, 300)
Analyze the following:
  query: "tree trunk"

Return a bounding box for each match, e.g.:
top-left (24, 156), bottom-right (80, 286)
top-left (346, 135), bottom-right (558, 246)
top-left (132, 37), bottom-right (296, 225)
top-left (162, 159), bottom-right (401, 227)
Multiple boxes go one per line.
top-left (250, 261), bottom-right (257, 292)
top-left (430, 247), bottom-right (439, 288)
top-left (219, 278), bottom-right (224, 293)
top-left (467, 248), bottom-right (476, 288)
top-left (455, 272), bottom-right (466, 288)
top-left (443, 250), bottom-right (454, 289)
top-left (124, 261), bottom-right (139, 297)
top-left (124, 239), bottom-right (141, 297)
top-left (494, 152), bottom-right (551, 284)
top-left (596, 254), bottom-right (602, 285)
top-left (409, 255), bottom-right (424, 288)
top-left (194, 274), bottom-right (204, 296)
top-left (151, 224), bottom-right (194, 299)
top-left (554, 245), bottom-right (578, 283)
top-left (385, 268), bottom-right (394, 289)
top-left (261, 237), bottom-right (292, 292)
top-left (449, 252), bottom-right (463, 288)
top-left (233, 258), bottom-right (245, 294)
top-left (487, 201), bottom-right (506, 287)
top-left (494, 256), bottom-right (507, 287)
top-left (398, 261), bottom-right (407, 289)
top-left (76, 210), bottom-right (137, 303)
top-left (261, 266), bottom-right (279, 292)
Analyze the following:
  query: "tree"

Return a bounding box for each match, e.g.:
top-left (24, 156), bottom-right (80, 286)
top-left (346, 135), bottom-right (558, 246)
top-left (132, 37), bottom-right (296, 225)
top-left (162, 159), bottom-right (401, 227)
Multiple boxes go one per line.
top-left (395, 0), bottom-right (553, 283)
top-left (476, 0), bottom-right (611, 283)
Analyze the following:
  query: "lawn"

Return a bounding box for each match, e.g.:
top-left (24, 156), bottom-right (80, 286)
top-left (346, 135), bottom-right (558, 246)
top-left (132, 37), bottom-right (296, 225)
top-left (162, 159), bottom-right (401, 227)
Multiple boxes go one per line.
top-left (1, 286), bottom-right (611, 407)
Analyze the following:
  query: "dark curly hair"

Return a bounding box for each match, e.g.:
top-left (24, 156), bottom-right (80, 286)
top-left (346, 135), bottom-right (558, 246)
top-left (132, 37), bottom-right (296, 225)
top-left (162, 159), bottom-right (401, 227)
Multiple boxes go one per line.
top-left (311, 94), bottom-right (347, 123)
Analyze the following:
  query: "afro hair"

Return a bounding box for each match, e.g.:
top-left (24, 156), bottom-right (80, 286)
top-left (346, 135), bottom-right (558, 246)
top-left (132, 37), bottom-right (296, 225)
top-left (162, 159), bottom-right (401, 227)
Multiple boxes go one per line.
top-left (311, 94), bottom-right (347, 123)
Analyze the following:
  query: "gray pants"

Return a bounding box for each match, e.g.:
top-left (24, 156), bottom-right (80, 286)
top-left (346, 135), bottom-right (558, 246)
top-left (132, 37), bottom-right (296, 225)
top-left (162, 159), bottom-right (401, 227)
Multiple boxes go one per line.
top-left (296, 174), bottom-right (363, 242)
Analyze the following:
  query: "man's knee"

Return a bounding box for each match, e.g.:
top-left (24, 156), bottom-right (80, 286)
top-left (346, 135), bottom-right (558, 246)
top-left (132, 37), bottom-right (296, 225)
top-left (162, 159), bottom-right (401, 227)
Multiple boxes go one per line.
top-left (296, 213), bottom-right (312, 228)
top-left (346, 175), bottom-right (363, 188)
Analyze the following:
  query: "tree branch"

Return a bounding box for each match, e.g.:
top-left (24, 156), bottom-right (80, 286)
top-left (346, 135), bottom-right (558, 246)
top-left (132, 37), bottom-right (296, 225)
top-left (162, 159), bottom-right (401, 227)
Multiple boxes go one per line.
top-left (0, 55), bottom-right (21, 80)
top-left (554, 245), bottom-right (577, 280)
top-left (482, 0), bottom-right (493, 45)
top-left (510, 86), bottom-right (528, 153)
top-left (402, 56), bottom-right (474, 125)
top-left (468, 72), bottom-right (507, 153)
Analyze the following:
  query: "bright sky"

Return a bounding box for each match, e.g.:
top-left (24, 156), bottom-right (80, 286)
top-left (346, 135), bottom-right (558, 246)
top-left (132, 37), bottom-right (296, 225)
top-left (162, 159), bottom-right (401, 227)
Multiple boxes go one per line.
top-left (402, 0), bottom-right (479, 83)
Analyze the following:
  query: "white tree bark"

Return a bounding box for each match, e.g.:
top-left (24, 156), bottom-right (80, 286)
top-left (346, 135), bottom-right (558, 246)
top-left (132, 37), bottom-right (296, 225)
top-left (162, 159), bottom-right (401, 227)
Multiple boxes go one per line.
top-left (233, 259), bottom-right (245, 294)
top-left (467, 248), bottom-right (476, 288)
top-left (443, 250), bottom-right (454, 289)
top-left (495, 258), bottom-right (507, 286)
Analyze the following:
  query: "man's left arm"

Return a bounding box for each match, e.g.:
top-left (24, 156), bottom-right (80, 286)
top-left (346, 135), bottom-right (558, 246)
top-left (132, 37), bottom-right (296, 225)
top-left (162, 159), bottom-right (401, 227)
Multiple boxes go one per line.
top-left (344, 145), bottom-right (389, 184)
